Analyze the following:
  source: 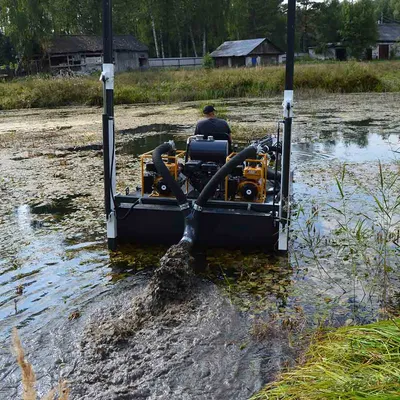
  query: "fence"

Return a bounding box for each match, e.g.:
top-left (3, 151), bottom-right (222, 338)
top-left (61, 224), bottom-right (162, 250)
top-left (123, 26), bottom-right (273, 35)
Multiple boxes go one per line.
top-left (148, 57), bottom-right (203, 69)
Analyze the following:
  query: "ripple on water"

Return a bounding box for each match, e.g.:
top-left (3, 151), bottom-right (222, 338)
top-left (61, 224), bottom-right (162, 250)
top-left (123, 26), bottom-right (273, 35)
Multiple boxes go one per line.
top-left (0, 204), bottom-right (111, 341)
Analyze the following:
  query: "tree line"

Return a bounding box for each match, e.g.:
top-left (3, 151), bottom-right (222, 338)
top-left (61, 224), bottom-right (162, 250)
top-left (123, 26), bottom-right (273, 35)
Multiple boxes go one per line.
top-left (0, 0), bottom-right (399, 67)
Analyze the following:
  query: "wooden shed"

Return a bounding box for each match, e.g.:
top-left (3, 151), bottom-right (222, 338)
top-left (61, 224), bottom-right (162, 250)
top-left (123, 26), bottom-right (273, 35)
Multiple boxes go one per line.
top-left (372, 23), bottom-right (400, 59)
top-left (46, 35), bottom-right (148, 73)
top-left (210, 38), bottom-right (283, 67)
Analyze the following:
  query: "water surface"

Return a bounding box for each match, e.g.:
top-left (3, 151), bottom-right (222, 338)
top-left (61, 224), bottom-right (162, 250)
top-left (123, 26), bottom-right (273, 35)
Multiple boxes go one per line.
top-left (0, 94), bottom-right (399, 399)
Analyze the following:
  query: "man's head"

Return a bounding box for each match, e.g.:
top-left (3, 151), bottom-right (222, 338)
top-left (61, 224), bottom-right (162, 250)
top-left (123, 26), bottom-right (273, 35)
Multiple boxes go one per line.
top-left (203, 105), bottom-right (216, 118)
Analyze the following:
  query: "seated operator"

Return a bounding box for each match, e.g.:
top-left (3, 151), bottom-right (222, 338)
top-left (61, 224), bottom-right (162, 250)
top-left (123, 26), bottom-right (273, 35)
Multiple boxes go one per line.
top-left (194, 105), bottom-right (232, 143)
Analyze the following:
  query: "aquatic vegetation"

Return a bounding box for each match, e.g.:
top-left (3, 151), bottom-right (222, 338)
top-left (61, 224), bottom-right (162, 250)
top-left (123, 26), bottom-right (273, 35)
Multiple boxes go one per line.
top-left (293, 160), bottom-right (400, 323)
top-left (109, 244), bottom-right (165, 270)
top-left (252, 319), bottom-right (400, 400)
top-left (12, 328), bottom-right (70, 400)
top-left (203, 250), bottom-right (292, 314)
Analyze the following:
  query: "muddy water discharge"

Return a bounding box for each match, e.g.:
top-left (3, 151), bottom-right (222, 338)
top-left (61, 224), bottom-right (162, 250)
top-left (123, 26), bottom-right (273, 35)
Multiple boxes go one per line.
top-left (0, 94), bottom-right (399, 399)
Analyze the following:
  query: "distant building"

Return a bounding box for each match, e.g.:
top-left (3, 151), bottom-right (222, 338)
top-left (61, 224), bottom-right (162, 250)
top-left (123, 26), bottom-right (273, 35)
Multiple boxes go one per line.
top-left (148, 57), bottom-right (203, 68)
top-left (210, 38), bottom-right (284, 67)
top-left (371, 23), bottom-right (400, 59)
top-left (308, 44), bottom-right (347, 61)
top-left (46, 35), bottom-right (148, 73)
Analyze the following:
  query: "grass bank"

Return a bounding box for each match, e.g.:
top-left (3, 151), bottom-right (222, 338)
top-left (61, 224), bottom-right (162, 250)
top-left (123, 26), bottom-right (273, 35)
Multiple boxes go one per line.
top-left (1, 61), bottom-right (400, 110)
top-left (252, 319), bottom-right (400, 400)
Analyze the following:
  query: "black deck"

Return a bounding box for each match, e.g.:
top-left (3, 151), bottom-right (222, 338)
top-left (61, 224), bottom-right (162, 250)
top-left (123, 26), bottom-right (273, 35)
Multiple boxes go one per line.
top-left (115, 194), bottom-right (280, 250)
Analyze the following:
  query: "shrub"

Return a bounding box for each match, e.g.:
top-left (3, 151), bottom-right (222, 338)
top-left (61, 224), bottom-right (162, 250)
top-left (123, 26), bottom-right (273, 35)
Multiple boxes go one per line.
top-left (202, 53), bottom-right (215, 69)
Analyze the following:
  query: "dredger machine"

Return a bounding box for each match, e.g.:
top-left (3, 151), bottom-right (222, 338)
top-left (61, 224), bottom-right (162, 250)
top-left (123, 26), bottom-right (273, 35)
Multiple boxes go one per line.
top-left (101, 0), bottom-right (296, 252)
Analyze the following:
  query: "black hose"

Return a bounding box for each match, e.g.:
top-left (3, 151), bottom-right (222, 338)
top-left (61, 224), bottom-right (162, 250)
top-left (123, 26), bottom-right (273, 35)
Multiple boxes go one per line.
top-left (269, 145), bottom-right (282, 154)
top-left (152, 142), bottom-right (195, 246)
top-left (152, 142), bottom-right (187, 207)
top-left (196, 145), bottom-right (257, 208)
top-left (180, 208), bottom-right (197, 246)
top-left (267, 168), bottom-right (281, 181)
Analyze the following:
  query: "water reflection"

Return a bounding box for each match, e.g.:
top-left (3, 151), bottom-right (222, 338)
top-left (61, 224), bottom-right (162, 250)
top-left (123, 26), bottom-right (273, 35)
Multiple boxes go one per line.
top-left (16, 205), bottom-right (33, 235)
top-left (119, 124), bottom-right (190, 135)
top-left (119, 133), bottom-right (188, 156)
top-left (293, 133), bottom-right (399, 163)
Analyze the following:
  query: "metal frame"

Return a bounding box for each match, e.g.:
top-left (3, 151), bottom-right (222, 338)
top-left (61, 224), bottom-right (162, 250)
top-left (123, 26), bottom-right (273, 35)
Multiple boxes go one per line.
top-left (140, 150), bottom-right (186, 197)
top-left (278, 0), bottom-right (296, 251)
top-left (101, 0), bottom-right (296, 252)
top-left (101, 0), bottom-right (117, 250)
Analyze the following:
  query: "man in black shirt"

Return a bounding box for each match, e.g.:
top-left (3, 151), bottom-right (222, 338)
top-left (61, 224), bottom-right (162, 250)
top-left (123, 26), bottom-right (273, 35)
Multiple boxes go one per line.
top-left (194, 105), bottom-right (232, 143)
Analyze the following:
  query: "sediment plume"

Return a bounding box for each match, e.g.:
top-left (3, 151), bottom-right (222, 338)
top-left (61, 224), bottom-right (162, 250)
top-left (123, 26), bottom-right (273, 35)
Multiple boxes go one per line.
top-left (148, 241), bottom-right (194, 312)
top-left (82, 241), bottom-right (194, 348)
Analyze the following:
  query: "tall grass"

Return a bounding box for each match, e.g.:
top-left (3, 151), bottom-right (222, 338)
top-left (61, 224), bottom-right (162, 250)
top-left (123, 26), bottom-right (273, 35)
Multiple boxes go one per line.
top-left (293, 159), bottom-right (400, 323)
top-left (0, 61), bottom-right (399, 110)
top-left (12, 328), bottom-right (69, 400)
top-left (252, 319), bottom-right (400, 400)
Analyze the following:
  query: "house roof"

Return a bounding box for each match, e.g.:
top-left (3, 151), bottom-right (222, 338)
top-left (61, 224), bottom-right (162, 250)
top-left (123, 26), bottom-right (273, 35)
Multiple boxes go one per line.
top-left (210, 38), bottom-right (282, 57)
top-left (47, 35), bottom-right (148, 55)
top-left (378, 23), bottom-right (400, 42)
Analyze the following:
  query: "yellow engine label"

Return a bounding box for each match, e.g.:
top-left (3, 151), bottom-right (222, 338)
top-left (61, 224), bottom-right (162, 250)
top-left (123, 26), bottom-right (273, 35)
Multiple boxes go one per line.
top-left (244, 166), bottom-right (262, 180)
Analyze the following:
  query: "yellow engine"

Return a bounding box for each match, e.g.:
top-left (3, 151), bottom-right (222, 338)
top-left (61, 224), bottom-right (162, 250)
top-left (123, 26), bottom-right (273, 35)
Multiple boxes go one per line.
top-left (140, 150), bottom-right (185, 197)
top-left (225, 153), bottom-right (268, 203)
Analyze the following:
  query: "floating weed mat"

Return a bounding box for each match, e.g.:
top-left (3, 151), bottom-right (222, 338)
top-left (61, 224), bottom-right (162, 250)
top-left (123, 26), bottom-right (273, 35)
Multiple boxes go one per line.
top-left (110, 243), bottom-right (166, 270)
top-left (203, 250), bottom-right (292, 313)
top-left (12, 328), bottom-right (70, 400)
top-left (252, 319), bottom-right (400, 400)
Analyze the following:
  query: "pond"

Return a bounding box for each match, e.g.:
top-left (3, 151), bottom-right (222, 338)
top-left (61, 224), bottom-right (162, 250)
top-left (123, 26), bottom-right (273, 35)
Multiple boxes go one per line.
top-left (0, 94), bottom-right (399, 399)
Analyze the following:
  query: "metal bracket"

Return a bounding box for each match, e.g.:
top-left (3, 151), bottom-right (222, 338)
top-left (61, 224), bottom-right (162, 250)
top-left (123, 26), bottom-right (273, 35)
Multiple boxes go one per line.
top-left (278, 222), bottom-right (289, 251)
top-left (193, 203), bottom-right (203, 212)
top-left (168, 140), bottom-right (176, 150)
top-left (282, 90), bottom-right (294, 118)
top-left (107, 211), bottom-right (117, 239)
top-left (99, 63), bottom-right (115, 90)
top-left (179, 202), bottom-right (190, 211)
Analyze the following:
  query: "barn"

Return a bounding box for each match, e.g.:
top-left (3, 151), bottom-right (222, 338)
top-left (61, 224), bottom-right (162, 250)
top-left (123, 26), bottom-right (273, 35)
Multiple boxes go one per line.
top-left (371, 23), bottom-right (400, 59)
top-left (46, 35), bottom-right (148, 73)
top-left (210, 38), bottom-right (284, 67)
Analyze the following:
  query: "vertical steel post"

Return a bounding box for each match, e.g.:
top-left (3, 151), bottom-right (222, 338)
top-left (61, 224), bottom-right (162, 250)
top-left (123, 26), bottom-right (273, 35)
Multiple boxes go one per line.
top-left (101, 0), bottom-right (117, 250)
top-left (279, 0), bottom-right (296, 251)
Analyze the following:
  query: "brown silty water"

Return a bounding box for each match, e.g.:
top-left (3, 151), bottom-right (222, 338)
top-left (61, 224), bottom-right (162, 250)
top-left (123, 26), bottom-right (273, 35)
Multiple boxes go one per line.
top-left (0, 94), bottom-right (399, 399)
